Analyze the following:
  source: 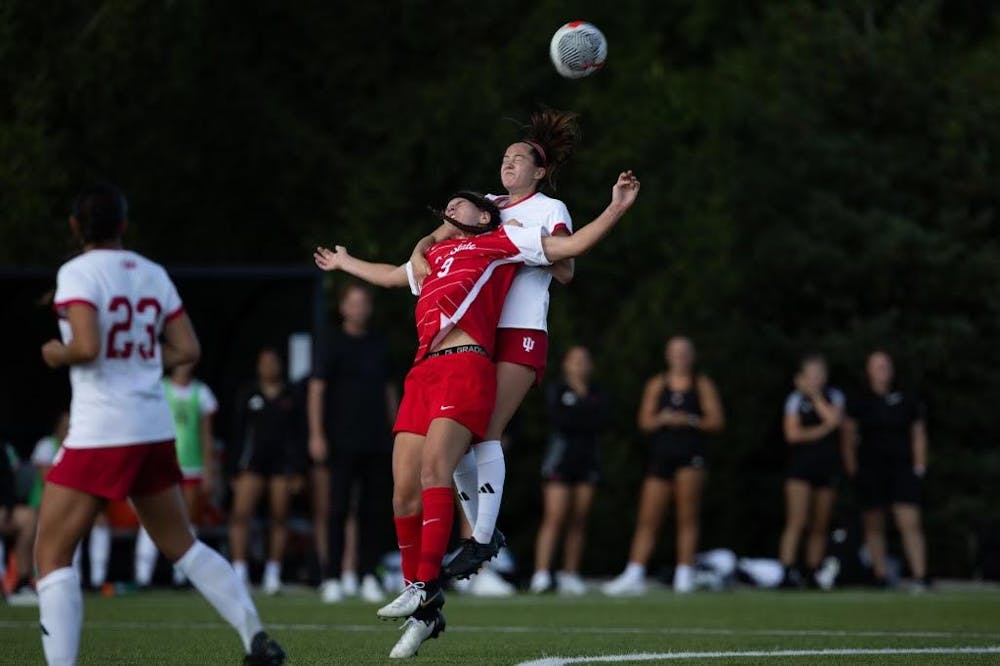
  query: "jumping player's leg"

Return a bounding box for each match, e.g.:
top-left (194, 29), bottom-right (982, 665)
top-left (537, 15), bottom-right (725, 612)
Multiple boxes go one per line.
top-left (228, 472), bottom-right (265, 584)
top-left (779, 479), bottom-right (811, 568)
top-left (805, 487), bottom-right (836, 571)
top-left (419, 418), bottom-right (474, 583)
top-left (391, 433), bottom-right (425, 585)
top-left (35, 482), bottom-right (104, 666)
top-left (131, 485), bottom-right (268, 655)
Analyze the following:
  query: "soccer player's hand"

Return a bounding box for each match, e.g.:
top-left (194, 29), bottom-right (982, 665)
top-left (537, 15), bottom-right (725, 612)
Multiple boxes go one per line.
top-left (611, 170), bottom-right (640, 210)
top-left (41, 339), bottom-right (66, 368)
top-left (504, 219), bottom-right (524, 227)
top-left (408, 247), bottom-right (431, 287)
top-left (314, 245), bottom-right (350, 272)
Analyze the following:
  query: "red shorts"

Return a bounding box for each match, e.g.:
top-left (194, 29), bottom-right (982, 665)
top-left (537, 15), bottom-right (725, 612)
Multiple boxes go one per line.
top-left (393, 352), bottom-right (497, 441)
top-left (495, 328), bottom-right (548, 384)
top-left (46, 441), bottom-right (183, 501)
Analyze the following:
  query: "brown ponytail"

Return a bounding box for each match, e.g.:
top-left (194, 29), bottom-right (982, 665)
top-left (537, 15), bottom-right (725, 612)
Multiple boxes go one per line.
top-left (521, 108), bottom-right (581, 191)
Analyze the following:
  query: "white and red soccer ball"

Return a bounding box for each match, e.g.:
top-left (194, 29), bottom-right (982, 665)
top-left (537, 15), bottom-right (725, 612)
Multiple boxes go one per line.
top-left (550, 21), bottom-right (607, 79)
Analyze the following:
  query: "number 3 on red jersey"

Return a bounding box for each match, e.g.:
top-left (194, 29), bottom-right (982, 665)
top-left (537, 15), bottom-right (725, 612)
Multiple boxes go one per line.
top-left (106, 296), bottom-right (162, 360)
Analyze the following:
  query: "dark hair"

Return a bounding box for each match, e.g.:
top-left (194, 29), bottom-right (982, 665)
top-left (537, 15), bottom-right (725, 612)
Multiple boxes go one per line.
top-left (429, 191), bottom-right (502, 235)
top-left (521, 108), bottom-right (581, 190)
top-left (798, 353), bottom-right (827, 372)
top-left (72, 183), bottom-right (127, 244)
top-left (338, 279), bottom-right (373, 304)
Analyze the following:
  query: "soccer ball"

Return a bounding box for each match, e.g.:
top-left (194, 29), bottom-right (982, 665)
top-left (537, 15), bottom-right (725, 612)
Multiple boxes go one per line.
top-left (550, 21), bottom-right (607, 79)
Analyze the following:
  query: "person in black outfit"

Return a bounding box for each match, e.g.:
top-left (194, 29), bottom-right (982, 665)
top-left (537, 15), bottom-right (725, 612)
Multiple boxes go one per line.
top-left (529, 346), bottom-right (610, 595)
top-left (228, 347), bottom-right (304, 594)
top-left (308, 281), bottom-right (398, 603)
top-left (842, 350), bottom-right (930, 589)
top-left (603, 336), bottom-right (725, 595)
top-left (778, 354), bottom-right (845, 589)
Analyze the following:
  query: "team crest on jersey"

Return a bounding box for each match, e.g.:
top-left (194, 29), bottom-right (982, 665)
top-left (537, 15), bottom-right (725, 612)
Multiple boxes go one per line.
top-left (522, 336), bottom-right (536, 353)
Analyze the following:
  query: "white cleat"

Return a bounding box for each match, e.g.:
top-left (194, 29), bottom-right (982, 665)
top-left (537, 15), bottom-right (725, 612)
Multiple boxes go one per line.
top-left (601, 571), bottom-right (647, 596)
top-left (378, 581), bottom-right (429, 619)
top-left (468, 567), bottom-right (515, 597)
top-left (529, 570), bottom-right (552, 594)
top-left (360, 574), bottom-right (386, 603)
top-left (319, 578), bottom-right (343, 604)
top-left (556, 571), bottom-right (587, 596)
top-left (389, 611), bottom-right (445, 659)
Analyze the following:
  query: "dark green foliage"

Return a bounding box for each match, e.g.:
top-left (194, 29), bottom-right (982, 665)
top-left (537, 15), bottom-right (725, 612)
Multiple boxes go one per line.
top-left (2, 1), bottom-right (998, 575)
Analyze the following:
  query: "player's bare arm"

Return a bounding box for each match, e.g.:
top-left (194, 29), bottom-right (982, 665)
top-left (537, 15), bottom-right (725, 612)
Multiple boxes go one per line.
top-left (40, 303), bottom-right (100, 368)
top-left (408, 222), bottom-right (458, 286)
top-left (314, 245), bottom-right (409, 288)
top-left (162, 312), bottom-right (201, 370)
top-left (549, 227), bottom-right (575, 285)
top-left (540, 171), bottom-right (640, 263)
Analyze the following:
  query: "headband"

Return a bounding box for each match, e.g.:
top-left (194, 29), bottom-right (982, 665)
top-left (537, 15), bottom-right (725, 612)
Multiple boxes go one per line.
top-left (524, 140), bottom-right (548, 166)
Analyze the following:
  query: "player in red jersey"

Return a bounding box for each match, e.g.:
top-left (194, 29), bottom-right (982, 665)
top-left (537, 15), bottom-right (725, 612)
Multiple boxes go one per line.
top-left (314, 171), bottom-right (640, 659)
top-left (36, 184), bottom-right (284, 665)
top-left (408, 110), bottom-right (581, 580)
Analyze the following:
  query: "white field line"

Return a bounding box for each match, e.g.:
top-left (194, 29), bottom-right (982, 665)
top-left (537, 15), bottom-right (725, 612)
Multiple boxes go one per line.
top-left (1, 620), bottom-right (999, 640)
top-left (516, 646), bottom-right (1000, 666)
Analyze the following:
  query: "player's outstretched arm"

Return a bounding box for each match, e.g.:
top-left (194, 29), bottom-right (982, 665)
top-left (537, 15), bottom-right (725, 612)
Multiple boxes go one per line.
top-left (314, 245), bottom-right (409, 289)
top-left (540, 171), bottom-right (640, 263)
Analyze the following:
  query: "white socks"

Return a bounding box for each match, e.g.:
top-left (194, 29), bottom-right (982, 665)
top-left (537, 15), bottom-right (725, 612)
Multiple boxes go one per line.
top-left (38, 567), bottom-right (83, 666)
top-left (452, 450), bottom-right (479, 530)
top-left (472, 440), bottom-right (505, 544)
top-left (176, 541), bottom-right (262, 653)
top-left (134, 526), bottom-right (158, 586)
top-left (88, 525), bottom-right (111, 588)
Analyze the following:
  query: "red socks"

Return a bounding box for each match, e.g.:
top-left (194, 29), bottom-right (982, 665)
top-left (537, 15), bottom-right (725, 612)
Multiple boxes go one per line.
top-left (417, 486), bottom-right (455, 582)
top-left (393, 514), bottom-right (422, 584)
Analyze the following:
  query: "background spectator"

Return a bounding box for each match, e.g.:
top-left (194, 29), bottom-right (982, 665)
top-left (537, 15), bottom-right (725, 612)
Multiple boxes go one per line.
top-left (229, 347), bottom-right (304, 595)
top-left (309, 282), bottom-right (397, 603)
top-left (842, 350), bottom-right (930, 590)
top-left (778, 354), bottom-right (844, 589)
top-left (530, 346), bottom-right (610, 595)
top-left (603, 336), bottom-right (725, 595)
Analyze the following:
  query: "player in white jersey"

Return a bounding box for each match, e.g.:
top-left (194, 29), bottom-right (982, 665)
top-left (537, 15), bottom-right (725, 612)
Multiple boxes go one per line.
top-left (35, 184), bottom-right (284, 665)
top-left (408, 109), bottom-right (580, 578)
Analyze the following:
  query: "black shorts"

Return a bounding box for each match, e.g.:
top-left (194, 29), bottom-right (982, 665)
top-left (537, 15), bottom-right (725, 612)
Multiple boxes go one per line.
top-left (237, 441), bottom-right (295, 477)
top-left (647, 443), bottom-right (706, 481)
top-left (787, 445), bottom-right (839, 488)
top-left (541, 436), bottom-right (600, 485)
top-left (857, 458), bottom-right (921, 509)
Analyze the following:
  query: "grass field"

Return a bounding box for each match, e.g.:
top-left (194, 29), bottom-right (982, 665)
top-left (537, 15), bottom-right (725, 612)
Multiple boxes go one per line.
top-left (2, 586), bottom-right (1000, 664)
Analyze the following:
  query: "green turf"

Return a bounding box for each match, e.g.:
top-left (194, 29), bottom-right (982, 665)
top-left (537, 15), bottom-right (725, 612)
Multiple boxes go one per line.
top-left (2, 587), bottom-right (999, 664)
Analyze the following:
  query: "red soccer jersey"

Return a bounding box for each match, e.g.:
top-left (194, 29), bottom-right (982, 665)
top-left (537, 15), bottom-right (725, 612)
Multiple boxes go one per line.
top-left (405, 225), bottom-right (550, 362)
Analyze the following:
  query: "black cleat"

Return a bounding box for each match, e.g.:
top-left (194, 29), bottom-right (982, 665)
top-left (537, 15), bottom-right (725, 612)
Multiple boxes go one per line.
top-left (244, 631), bottom-right (286, 665)
top-left (441, 528), bottom-right (506, 580)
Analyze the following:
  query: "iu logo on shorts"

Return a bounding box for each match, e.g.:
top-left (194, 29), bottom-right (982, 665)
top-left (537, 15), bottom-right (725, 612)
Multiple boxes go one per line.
top-left (522, 336), bottom-right (536, 353)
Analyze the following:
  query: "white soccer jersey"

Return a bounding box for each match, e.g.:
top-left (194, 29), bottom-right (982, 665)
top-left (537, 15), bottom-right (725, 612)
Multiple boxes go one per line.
top-left (487, 192), bottom-right (572, 332)
top-left (53, 249), bottom-right (184, 448)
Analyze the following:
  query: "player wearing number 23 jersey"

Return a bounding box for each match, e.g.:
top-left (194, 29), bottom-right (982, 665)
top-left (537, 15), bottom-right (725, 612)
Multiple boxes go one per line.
top-left (52, 250), bottom-right (185, 449)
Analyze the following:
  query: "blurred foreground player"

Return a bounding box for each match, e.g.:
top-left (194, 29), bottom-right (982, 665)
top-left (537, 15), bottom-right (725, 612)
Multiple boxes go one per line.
top-left (315, 171), bottom-right (640, 658)
top-left (36, 184), bottom-right (284, 665)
